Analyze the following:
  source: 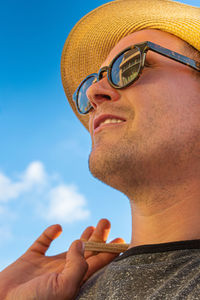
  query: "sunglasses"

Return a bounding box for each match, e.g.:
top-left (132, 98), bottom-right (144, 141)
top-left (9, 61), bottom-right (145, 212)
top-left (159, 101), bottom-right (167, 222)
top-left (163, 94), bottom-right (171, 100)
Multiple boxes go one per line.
top-left (73, 41), bottom-right (200, 114)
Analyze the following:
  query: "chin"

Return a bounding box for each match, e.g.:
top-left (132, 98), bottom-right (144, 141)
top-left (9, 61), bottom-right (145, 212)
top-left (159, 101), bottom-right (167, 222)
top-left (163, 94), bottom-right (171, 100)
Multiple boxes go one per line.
top-left (88, 146), bottom-right (129, 194)
top-left (89, 147), bottom-right (112, 182)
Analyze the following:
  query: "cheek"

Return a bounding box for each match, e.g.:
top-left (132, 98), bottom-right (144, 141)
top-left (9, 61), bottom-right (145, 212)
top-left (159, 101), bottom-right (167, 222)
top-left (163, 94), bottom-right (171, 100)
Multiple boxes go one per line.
top-left (89, 116), bottom-right (94, 145)
top-left (125, 71), bottom-right (200, 138)
top-left (156, 72), bottom-right (200, 127)
top-left (89, 118), bottom-right (92, 133)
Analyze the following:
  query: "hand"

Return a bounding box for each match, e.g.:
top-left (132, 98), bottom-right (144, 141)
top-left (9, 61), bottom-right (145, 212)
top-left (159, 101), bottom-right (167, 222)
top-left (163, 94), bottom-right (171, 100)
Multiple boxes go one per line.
top-left (0, 219), bottom-right (124, 300)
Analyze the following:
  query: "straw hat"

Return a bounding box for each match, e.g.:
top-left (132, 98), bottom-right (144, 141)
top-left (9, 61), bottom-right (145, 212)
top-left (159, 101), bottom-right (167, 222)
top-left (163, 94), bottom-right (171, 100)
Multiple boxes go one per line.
top-left (61, 0), bottom-right (200, 131)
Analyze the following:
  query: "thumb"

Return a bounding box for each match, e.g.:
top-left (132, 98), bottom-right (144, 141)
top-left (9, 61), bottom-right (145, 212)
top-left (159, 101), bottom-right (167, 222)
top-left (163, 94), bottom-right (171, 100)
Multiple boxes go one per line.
top-left (58, 240), bottom-right (88, 299)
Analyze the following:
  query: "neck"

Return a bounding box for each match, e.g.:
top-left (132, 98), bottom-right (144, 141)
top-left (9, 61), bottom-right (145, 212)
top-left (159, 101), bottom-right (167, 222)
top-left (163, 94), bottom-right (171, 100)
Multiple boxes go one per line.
top-left (128, 177), bottom-right (200, 248)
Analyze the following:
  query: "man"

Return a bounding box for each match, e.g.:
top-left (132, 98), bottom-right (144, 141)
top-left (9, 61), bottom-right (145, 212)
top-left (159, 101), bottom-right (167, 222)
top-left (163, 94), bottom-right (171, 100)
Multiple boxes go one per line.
top-left (1, 0), bottom-right (200, 299)
top-left (61, 0), bottom-right (200, 298)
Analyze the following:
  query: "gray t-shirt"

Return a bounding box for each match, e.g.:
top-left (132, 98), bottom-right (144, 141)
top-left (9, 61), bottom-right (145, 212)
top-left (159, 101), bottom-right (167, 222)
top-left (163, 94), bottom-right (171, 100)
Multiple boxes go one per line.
top-left (77, 240), bottom-right (200, 299)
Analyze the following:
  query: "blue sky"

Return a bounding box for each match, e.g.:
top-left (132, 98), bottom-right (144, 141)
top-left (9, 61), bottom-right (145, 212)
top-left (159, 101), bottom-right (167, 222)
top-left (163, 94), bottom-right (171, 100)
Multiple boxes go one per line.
top-left (0, 0), bottom-right (199, 270)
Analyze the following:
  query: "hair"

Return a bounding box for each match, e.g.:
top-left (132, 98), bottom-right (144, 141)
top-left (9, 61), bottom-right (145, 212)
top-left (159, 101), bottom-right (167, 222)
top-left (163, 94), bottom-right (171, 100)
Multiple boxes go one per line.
top-left (184, 43), bottom-right (200, 60)
top-left (183, 42), bottom-right (200, 79)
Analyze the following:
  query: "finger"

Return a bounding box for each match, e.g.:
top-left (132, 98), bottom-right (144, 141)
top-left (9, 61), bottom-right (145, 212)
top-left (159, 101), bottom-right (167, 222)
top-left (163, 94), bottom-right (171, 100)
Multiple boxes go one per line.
top-left (27, 224), bottom-right (62, 255)
top-left (58, 240), bottom-right (88, 298)
top-left (54, 220), bottom-right (108, 260)
top-left (51, 226), bottom-right (96, 260)
top-left (90, 219), bottom-right (111, 242)
top-left (84, 237), bottom-right (125, 282)
top-left (84, 219), bottom-right (111, 258)
top-left (80, 226), bottom-right (95, 241)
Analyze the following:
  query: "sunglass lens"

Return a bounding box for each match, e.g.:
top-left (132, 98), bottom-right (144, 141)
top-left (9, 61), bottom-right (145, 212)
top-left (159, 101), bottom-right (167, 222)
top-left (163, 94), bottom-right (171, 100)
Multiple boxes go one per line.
top-left (111, 47), bottom-right (141, 87)
top-left (77, 76), bottom-right (96, 114)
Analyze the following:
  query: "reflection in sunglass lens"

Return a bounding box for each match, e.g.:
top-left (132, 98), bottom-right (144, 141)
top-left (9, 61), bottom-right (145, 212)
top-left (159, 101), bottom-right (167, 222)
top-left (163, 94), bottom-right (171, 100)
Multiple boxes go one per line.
top-left (77, 76), bottom-right (96, 114)
top-left (111, 47), bottom-right (141, 87)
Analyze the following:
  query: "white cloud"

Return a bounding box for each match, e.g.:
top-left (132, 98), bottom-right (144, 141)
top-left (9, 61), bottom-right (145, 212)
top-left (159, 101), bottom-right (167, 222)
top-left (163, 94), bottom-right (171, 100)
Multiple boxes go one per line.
top-left (0, 161), bottom-right (46, 202)
top-left (42, 185), bottom-right (90, 223)
top-left (21, 161), bottom-right (47, 186)
top-left (0, 162), bottom-right (90, 223)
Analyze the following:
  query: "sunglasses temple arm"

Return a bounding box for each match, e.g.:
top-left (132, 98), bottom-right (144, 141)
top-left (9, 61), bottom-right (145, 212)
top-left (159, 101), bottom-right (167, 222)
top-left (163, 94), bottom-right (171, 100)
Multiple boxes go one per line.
top-left (149, 44), bottom-right (200, 72)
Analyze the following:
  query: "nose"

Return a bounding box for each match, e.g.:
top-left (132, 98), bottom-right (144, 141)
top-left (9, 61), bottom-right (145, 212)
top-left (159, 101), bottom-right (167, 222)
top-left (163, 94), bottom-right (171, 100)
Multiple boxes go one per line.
top-left (86, 77), bottom-right (120, 110)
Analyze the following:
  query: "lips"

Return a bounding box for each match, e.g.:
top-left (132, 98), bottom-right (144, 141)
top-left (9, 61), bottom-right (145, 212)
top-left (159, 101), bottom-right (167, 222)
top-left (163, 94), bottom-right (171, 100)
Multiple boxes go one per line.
top-left (93, 114), bottom-right (126, 131)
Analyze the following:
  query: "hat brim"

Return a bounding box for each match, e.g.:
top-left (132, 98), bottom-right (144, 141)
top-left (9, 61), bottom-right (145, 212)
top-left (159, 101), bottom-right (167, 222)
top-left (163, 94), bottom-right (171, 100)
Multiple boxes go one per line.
top-left (61, 0), bottom-right (200, 131)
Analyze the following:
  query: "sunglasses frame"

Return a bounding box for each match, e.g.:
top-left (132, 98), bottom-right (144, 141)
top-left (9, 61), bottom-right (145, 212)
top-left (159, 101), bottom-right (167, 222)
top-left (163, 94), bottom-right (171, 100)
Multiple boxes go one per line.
top-left (73, 41), bottom-right (200, 114)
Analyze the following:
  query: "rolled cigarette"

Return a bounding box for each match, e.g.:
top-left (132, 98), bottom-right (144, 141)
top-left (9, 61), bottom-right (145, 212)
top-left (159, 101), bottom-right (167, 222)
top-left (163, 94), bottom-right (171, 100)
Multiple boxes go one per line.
top-left (84, 241), bottom-right (130, 253)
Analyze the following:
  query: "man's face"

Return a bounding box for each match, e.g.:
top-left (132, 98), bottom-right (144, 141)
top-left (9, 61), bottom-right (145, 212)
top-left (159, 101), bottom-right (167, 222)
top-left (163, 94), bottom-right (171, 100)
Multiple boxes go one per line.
top-left (87, 29), bottom-right (200, 196)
